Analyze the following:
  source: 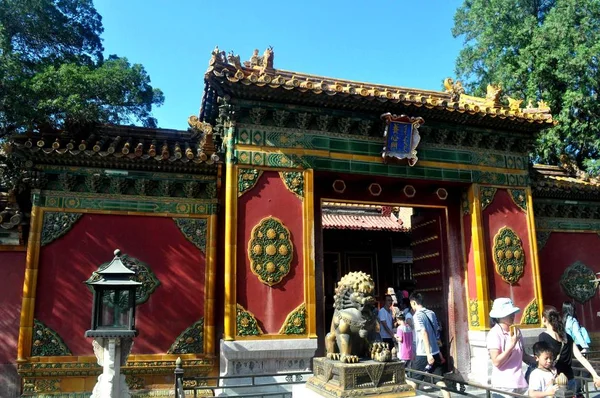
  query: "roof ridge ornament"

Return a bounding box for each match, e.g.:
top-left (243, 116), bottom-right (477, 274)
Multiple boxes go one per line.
top-left (380, 113), bottom-right (424, 167)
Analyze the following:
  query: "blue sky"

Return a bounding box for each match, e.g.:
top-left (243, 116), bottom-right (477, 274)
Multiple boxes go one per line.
top-left (95, 0), bottom-right (464, 130)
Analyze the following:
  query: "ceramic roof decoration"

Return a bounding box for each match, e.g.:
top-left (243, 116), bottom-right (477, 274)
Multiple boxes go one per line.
top-left (203, 47), bottom-right (555, 132)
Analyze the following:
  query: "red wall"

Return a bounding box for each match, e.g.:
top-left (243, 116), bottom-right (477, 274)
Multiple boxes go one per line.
top-left (483, 189), bottom-right (534, 323)
top-left (237, 171), bottom-right (304, 333)
top-left (0, 251), bottom-right (26, 364)
top-left (539, 232), bottom-right (600, 331)
top-left (35, 214), bottom-right (206, 355)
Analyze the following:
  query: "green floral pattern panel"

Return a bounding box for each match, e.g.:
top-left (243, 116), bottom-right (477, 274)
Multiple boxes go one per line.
top-left (238, 168), bottom-right (263, 197)
top-left (279, 171), bottom-right (304, 199)
top-left (560, 261), bottom-right (598, 303)
top-left (279, 303), bottom-right (307, 335)
top-left (86, 254), bottom-right (160, 305)
top-left (509, 189), bottom-right (527, 212)
top-left (480, 187), bottom-right (497, 211)
top-left (167, 318), bottom-right (204, 354)
top-left (236, 304), bottom-right (263, 336)
top-left (469, 300), bottom-right (480, 327)
top-left (247, 216), bottom-right (294, 286)
top-left (41, 212), bottom-right (83, 246)
top-left (522, 299), bottom-right (540, 325)
top-left (173, 218), bottom-right (207, 253)
top-left (492, 227), bottom-right (525, 284)
top-left (32, 319), bottom-right (72, 356)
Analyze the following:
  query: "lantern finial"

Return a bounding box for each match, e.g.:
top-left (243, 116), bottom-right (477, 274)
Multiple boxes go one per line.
top-left (114, 249), bottom-right (121, 257)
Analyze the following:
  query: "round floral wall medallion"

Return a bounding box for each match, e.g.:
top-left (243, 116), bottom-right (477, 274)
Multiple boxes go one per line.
top-left (247, 216), bottom-right (294, 286)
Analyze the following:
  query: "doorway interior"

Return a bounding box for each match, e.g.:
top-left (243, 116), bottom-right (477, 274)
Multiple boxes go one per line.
top-left (320, 200), bottom-right (451, 361)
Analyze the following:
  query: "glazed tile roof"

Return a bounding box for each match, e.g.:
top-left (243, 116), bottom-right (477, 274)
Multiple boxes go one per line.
top-left (204, 47), bottom-right (555, 131)
top-left (9, 121), bottom-right (220, 174)
top-left (532, 164), bottom-right (600, 200)
top-left (322, 203), bottom-right (410, 232)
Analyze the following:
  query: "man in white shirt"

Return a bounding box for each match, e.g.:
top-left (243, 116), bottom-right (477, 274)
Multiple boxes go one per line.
top-left (378, 295), bottom-right (395, 351)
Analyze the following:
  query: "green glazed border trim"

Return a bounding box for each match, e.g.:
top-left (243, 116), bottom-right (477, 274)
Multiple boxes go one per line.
top-left (536, 217), bottom-right (600, 232)
top-left (41, 212), bottom-right (83, 246)
top-left (234, 149), bottom-right (528, 186)
top-left (34, 191), bottom-right (218, 215)
top-left (167, 318), bottom-right (204, 354)
top-left (236, 124), bottom-right (529, 170)
top-left (173, 218), bottom-right (208, 253)
top-left (37, 165), bottom-right (217, 181)
top-left (522, 299), bottom-right (540, 325)
top-left (31, 319), bottom-right (72, 356)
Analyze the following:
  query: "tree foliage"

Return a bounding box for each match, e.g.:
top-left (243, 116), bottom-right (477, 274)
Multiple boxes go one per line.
top-left (453, 0), bottom-right (600, 175)
top-left (0, 0), bottom-right (164, 138)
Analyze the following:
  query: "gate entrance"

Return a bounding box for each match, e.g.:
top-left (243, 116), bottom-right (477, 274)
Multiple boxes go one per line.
top-left (315, 172), bottom-right (467, 371)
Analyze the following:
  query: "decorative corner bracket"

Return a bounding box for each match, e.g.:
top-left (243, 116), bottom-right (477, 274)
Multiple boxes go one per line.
top-left (480, 187), bottom-right (497, 211)
top-left (278, 303), bottom-right (307, 335)
top-left (509, 189), bottom-right (527, 212)
top-left (41, 212), bottom-right (83, 246)
top-left (173, 218), bottom-right (208, 253)
top-left (236, 304), bottom-right (263, 336)
top-left (167, 318), bottom-right (204, 354)
top-left (32, 319), bottom-right (72, 356)
top-left (238, 168), bottom-right (263, 197)
top-left (522, 299), bottom-right (540, 325)
top-left (469, 300), bottom-right (480, 327)
top-left (279, 171), bottom-right (304, 200)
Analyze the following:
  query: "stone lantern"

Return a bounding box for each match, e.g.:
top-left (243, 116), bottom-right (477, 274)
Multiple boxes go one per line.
top-left (85, 249), bottom-right (141, 398)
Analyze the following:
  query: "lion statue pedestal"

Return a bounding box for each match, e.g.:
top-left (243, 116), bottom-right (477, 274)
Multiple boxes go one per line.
top-left (304, 272), bottom-right (415, 397)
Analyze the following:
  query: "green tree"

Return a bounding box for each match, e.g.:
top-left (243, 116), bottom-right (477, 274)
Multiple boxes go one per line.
top-left (453, 0), bottom-right (600, 175)
top-left (0, 0), bottom-right (164, 138)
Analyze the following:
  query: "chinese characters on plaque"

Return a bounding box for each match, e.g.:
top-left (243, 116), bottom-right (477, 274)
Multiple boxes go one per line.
top-left (381, 113), bottom-right (424, 166)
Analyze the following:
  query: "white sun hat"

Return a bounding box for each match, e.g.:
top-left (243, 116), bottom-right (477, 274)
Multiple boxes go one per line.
top-left (489, 298), bottom-right (520, 318)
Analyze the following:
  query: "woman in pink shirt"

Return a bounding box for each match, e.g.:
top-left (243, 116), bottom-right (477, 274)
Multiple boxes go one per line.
top-left (486, 298), bottom-right (536, 396)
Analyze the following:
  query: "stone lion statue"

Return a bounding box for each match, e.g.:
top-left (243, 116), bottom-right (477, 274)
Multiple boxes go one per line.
top-left (326, 271), bottom-right (378, 363)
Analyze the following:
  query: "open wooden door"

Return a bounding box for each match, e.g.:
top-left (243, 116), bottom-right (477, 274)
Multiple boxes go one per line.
top-left (410, 208), bottom-right (449, 362)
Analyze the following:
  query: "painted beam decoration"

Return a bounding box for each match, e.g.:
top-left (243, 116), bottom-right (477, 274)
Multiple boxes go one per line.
top-left (380, 113), bottom-right (424, 166)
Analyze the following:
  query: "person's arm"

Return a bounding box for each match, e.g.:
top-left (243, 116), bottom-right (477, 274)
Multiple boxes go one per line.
top-left (488, 329), bottom-right (519, 368)
top-left (421, 324), bottom-right (435, 364)
top-left (572, 343), bottom-right (600, 386)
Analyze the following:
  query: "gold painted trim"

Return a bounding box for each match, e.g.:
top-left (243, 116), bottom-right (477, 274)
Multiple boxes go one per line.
top-left (412, 269), bottom-right (441, 277)
top-left (413, 287), bottom-right (443, 293)
top-left (412, 219), bottom-right (438, 230)
top-left (224, 163), bottom-right (238, 341)
top-left (18, 205), bottom-right (43, 361)
top-left (413, 252), bottom-right (440, 262)
top-left (0, 245), bottom-right (26, 251)
top-left (234, 144), bottom-right (530, 175)
top-left (536, 228), bottom-right (600, 234)
top-left (204, 214), bottom-right (218, 355)
top-left (303, 169), bottom-right (317, 338)
top-left (470, 185), bottom-right (491, 329)
top-left (234, 334), bottom-right (313, 340)
top-left (321, 198), bottom-right (448, 210)
top-left (410, 235), bottom-right (439, 246)
top-left (526, 187), bottom-right (544, 324)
